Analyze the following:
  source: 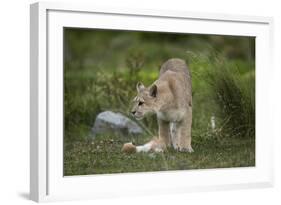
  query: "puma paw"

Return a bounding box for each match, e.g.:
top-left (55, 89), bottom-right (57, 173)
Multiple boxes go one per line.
top-left (176, 146), bottom-right (194, 153)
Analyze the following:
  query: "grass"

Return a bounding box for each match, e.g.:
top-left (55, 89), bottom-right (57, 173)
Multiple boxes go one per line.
top-left (64, 134), bottom-right (255, 175)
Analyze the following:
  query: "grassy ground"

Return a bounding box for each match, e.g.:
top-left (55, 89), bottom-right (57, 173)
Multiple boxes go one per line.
top-left (64, 134), bottom-right (255, 175)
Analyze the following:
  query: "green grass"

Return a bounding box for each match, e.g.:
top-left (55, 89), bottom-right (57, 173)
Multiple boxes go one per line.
top-left (64, 134), bottom-right (255, 176)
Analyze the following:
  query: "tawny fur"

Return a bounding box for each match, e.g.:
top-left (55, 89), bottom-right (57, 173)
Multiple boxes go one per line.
top-left (121, 142), bottom-right (137, 154)
top-left (127, 58), bottom-right (193, 153)
top-left (122, 138), bottom-right (166, 154)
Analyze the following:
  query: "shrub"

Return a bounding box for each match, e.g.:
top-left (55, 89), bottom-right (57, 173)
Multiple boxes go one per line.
top-left (189, 52), bottom-right (255, 138)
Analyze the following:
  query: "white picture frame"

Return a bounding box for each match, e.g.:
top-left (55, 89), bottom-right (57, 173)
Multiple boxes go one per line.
top-left (30, 1), bottom-right (274, 202)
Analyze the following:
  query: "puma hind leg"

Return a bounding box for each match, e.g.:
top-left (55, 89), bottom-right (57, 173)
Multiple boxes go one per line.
top-left (170, 107), bottom-right (193, 153)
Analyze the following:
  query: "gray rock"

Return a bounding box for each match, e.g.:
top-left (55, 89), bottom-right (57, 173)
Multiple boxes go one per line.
top-left (92, 111), bottom-right (143, 137)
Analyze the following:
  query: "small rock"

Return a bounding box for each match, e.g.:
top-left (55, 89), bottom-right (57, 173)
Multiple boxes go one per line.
top-left (92, 111), bottom-right (143, 137)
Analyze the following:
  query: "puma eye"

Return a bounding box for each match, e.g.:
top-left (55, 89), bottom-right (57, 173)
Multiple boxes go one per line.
top-left (138, 101), bottom-right (144, 106)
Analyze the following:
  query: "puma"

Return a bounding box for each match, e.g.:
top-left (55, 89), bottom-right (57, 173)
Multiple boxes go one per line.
top-left (122, 58), bottom-right (193, 153)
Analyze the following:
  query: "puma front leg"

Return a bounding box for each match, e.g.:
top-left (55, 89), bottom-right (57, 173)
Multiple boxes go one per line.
top-left (158, 119), bottom-right (172, 148)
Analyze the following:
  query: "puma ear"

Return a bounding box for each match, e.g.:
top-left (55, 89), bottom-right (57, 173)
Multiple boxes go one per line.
top-left (136, 82), bottom-right (145, 92)
top-left (149, 84), bottom-right (157, 97)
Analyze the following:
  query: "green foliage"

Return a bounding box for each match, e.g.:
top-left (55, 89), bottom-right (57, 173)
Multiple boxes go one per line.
top-left (64, 49), bottom-right (159, 142)
top-left (186, 52), bottom-right (255, 138)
